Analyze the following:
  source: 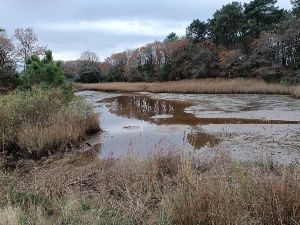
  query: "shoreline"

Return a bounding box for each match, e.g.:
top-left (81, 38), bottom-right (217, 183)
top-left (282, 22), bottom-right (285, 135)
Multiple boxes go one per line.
top-left (78, 78), bottom-right (300, 98)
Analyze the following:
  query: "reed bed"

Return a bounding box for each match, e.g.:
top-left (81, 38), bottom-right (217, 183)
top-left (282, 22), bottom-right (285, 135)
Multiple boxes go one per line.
top-left (0, 87), bottom-right (100, 158)
top-left (292, 85), bottom-right (300, 98)
top-left (0, 151), bottom-right (299, 225)
top-left (80, 79), bottom-right (300, 98)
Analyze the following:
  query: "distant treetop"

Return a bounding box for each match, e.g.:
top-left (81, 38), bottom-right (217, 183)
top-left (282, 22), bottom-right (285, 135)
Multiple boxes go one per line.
top-left (164, 32), bottom-right (179, 42)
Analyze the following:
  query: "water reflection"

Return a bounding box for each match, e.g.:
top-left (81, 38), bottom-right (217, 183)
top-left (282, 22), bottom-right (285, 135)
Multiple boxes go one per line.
top-left (96, 100), bottom-right (216, 158)
top-left (94, 94), bottom-right (220, 157)
top-left (76, 91), bottom-right (300, 162)
top-left (101, 96), bottom-right (183, 122)
top-left (100, 95), bottom-right (298, 126)
top-left (187, 131), bottom-right (220, 149)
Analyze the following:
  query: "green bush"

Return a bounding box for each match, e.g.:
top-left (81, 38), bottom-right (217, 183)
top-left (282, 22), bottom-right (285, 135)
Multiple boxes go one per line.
top-left (256, 67), bottom-right (284, 83)
top-left (20, 50), bottom-right (65, 89)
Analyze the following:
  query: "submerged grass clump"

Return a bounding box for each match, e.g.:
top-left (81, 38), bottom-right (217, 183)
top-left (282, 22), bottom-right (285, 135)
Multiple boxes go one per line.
top-left (0, 86), bottom-right (99, 158)
top-left (0, 152), bottom-right (299, 225)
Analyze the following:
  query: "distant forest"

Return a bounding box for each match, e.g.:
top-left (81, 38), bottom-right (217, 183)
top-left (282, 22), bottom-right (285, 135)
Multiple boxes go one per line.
top-left (1, 0), bottom-right (300, 86)
top-left (60, 0), bottom-right (300, 84)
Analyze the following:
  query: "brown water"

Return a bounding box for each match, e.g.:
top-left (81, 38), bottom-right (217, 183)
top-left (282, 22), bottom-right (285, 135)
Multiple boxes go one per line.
top-left (100, 95), bottom-right (300, 125)
top-left (77, 91), bottom-right (300, 163)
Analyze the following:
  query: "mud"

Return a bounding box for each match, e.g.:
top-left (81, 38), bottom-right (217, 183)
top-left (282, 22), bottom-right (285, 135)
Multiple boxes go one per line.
top-left (77, 91), bottom-right (300, 164)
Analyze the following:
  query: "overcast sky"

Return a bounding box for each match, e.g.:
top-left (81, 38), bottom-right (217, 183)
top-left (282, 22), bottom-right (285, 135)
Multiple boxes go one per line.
top-left (1, 0), bottom-right (292, 61)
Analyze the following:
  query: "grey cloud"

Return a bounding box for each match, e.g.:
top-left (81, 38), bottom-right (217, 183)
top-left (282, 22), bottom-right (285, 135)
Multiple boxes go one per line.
top-left (0, 0), bottom-right (292, 60)
top-left (40, 30), bottom-right (157, 58)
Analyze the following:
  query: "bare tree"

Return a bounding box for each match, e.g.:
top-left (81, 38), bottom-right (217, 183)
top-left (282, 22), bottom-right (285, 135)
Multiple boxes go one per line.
top-left (78, 50), bottom-right (102, 83)
top-left (0, 32), bottom-right (16, 73)
top-left (61, 60), bottom-right (80, 81)
top-left (103, 51), bottom-right (129, 81)
top-left (79, 50), bottom-right (99, 65)
top-left (14, 27), bottom-right (46, 69)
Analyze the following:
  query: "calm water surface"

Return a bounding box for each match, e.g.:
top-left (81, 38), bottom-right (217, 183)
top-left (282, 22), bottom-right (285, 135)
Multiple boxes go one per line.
top-left (77, 91), bottom-right (300, 163)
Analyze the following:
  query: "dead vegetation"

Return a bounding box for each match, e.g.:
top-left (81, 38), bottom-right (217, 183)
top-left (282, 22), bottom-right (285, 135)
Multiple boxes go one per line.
top-left (0, 150), bottom-right (299, 225)
top-left (0, 87), bottom-right (100, 159)
top-left (0, 80), bottom-right (299, 224)
top-left (80, 79), bottom-right (300, 98)
top-left (292, 85), bottom-right (300, 98)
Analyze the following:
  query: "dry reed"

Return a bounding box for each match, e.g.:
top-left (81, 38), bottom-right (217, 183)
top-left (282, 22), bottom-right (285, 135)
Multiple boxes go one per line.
top-left (0, 87), bottom-right (100, 158)
top-left (292, 85), bottom-right (300, 98)
top-left (80, 79), bottom-right (300, 98)
top-left (0, 151), bottom-right (299, 225)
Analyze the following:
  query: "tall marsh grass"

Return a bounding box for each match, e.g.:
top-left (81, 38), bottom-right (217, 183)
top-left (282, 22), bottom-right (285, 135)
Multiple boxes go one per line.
top-left (0, 87), bottom-right (99, 158)
top-left (292, 85), bottom-right (300, 98)
top-left (80, 78), bottom-right (300, 98)
top-left (0, 152), bottom-right (299, 224)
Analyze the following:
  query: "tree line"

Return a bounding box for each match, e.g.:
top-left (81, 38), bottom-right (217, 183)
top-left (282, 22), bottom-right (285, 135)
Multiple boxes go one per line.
top-left (0, 25), bottom-right (101, 88)
top-left (0, 27), bottom-right (47, 89)
top-left (97, 0), bottom-right (299, 83)
top-left (1, 0), bottom-right (300, 86)
top-left (63, 0), bottom-right (300, 84)
top-left (0, 27), bottom-right (67, 90)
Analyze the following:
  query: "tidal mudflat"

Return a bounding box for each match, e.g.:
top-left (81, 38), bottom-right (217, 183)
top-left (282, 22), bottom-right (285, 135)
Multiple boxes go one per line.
top-left (77, 91), bottom-right (300, 164)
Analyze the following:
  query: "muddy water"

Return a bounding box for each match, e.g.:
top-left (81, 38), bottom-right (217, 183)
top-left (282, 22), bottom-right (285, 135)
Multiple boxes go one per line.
top-left (77, 91), bottom-right (300, 164)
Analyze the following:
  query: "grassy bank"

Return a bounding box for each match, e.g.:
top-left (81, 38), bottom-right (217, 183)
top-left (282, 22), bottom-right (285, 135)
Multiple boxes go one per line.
top-left (79, 79), bottom-right (300, 98)
top-left (0, 151), bottom-right (299, 225)
top-left (0, 87), bottom-right (100, 159)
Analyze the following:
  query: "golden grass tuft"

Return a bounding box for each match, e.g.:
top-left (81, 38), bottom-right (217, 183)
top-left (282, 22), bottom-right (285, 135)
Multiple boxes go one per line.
top-left (0, 206), bottom-right (20, 225)
top-left (17, 112), bottom-right (96, 156)
top-left (80, 78), bottom-right (300, 97)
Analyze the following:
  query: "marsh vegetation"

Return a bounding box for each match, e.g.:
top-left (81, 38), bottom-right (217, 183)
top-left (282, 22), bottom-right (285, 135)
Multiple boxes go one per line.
top-left (0, 87), bottom-right (99, 159)
top-left (0, 152), bottom-right (299, 225)
top-left (0, 0), bottom-right (300, 224)
top-left (80, 79), bottom-right (300, 98)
